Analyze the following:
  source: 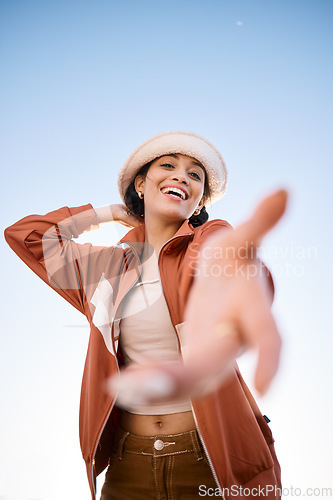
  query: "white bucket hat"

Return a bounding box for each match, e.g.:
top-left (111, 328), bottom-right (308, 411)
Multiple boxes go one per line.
top-left (118, 131), bottom-right (227, 206)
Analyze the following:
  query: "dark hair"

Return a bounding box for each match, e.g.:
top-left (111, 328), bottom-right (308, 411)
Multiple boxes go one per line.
top-left (124, 160), bottom-right (211, 227)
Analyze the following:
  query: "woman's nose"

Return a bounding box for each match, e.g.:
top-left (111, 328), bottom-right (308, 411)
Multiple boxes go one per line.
top-left (172, 171), bottom-right (189, 184)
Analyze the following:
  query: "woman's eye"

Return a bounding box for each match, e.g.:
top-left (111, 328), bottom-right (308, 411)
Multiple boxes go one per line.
top-left (190, 172), bottom-right (202, 180)
top-left (161, 163), bottom-right (174, 169)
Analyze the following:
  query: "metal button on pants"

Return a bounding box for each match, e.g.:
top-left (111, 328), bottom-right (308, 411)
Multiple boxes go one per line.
top-left (154, 439), bottom-right (165, 451)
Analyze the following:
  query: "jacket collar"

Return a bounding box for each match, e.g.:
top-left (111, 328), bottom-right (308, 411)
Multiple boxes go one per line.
top-left (119, 219), bottom-right (194, 244)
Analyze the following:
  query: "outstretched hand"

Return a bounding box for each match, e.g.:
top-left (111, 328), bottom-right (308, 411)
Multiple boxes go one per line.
top-left (182, 188), bottom-right (288, 396)
top-left (108, 189), bottom-right (288, 405)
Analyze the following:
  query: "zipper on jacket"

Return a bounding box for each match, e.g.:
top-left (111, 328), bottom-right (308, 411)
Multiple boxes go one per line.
top-left (91, 375), bottom-right (118, 497)
top-left (91, 242), bottom-right (143, 497)
top-left (191, 404), bottom-right (226, 499)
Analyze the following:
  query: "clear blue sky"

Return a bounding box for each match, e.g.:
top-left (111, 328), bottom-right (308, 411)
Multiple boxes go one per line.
top-left (1, 1), bottom-right (332, 499)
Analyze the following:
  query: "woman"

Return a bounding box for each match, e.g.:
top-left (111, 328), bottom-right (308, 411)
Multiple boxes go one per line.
top-left (5, 131), bottom-right (285, 499)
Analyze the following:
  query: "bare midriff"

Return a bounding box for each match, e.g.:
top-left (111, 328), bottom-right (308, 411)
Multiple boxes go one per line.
top-left (120, 409), bottom-right (196, 436)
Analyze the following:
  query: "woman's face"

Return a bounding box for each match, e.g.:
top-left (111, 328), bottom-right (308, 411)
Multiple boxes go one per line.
top-left (135, 153), bottom-right (206, 223)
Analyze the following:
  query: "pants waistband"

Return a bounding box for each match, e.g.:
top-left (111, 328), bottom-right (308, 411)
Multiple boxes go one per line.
top-left (111, 426), bottom-right (206, 460)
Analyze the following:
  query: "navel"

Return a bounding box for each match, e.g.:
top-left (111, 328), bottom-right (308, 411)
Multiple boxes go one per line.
top-left (155, 419), bottom-right (163, 429)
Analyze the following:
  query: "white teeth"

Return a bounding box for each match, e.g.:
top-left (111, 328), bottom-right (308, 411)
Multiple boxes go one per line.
top-left (161, 187), bottom-right (186, 200)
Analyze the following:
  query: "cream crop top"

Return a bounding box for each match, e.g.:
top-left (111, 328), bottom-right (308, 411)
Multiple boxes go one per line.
top-left (117, 252), bottom-right (192, 415)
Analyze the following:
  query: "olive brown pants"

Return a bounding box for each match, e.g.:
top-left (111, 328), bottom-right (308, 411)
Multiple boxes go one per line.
top-left (100, 426), bottom-right (218, 499)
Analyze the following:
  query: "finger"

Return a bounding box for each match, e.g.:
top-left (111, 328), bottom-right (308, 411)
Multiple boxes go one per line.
top-left (201, 189), bottom-right (288, 263)
top-left (237, 189), bottom-right (288, 247)
top-left (183, 281), bottom-right (242, 381)
top-left (238, 287), bottom-right (282, 394)
top-left (120, 211), bottom-right (142, 228)
top-left (254, 321), bottom-right (281, 394)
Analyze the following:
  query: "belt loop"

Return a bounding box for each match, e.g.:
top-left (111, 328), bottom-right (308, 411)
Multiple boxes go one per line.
top-left (191, 430), bottom-right (204, 461)
top-left (117, 429), bottom-right (130, 460)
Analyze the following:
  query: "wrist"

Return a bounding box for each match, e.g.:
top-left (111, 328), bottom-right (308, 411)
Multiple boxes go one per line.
top-left (94, 205), bottom-right (114, 224)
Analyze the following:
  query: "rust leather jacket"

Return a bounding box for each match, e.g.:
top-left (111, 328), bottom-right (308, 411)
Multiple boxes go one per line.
top-left (5, 203), bottom-right (281, 500)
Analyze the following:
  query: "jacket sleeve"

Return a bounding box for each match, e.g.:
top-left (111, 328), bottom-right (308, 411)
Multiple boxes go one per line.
top-left (4, 204), bottom-right (111, 316)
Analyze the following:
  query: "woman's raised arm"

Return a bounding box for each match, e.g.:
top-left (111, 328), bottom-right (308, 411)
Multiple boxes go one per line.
top-left (4, 203), bottom-right (141, 315)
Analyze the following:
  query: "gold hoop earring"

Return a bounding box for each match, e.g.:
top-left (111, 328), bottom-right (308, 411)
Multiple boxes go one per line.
top-left (193, 208), bottom-right (201, 216)
top-left (138, 191), bottom-right (144, 199)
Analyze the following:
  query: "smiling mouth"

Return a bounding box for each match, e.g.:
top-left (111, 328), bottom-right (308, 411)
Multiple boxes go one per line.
top-left (161, 187), bottom-right (188, 200)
